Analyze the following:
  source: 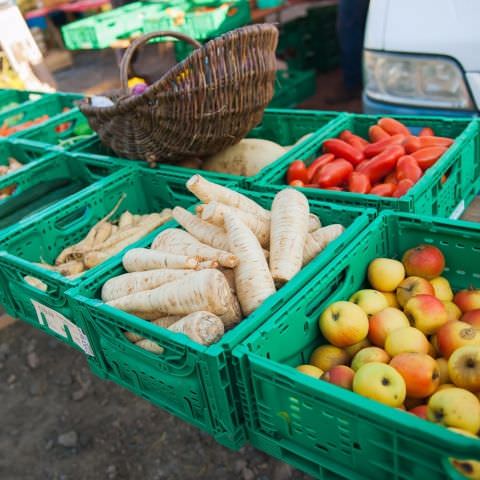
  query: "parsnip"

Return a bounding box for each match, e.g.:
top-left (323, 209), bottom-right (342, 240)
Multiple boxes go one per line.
top-left (219, 293), bottom-right (242, 328)
top-left (302, 224), bottom-right (345, 265)
top-left (107, 269), bottom-right (234, 317)
top-left (124, 331), bottom-right (143, 343)
top-left (220, 267), bottom-right (236, 292)
top-left (94, 222), bottom-right (112, 245)
top-left (270, 188), bottom-right (309, 284)
top-left (172, 206), bottom-right (231, 251)
top-left (101, 269), bottom-right (195, 302)
top-left (135, 339), bottom-right (164, 354)
top-left (201, 202), bottom-right (270, 248)
top-left (124, 315), bottom-right (182, 343)
top-left (118, 211), bottom-right (134, 229)
top-left (169, 311), bottom-right (224, 346)
top-left (308, 214), bottom-right (322, 232)
top-left (196, 260), bottom-right (219, 269)
top-left (122, 248), bottom-right (199, 272)
top-left (186, 175), bottom-right (270, 220)
top-left (25, 276), bottom-right (47, 291)
top-left (223, 213), bottom-right (276, 316)
top-left (152, 229), bottom-right (238, 268)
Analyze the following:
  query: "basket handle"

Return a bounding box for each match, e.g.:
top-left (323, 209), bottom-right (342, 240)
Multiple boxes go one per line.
top-left (119, 31), bottom-right (203, 92)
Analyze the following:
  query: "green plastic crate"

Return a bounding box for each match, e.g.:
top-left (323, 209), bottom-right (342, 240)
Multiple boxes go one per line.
top-left (71, 109), bottom-right (344, 188)
top-left (14, 108), bottom-right (95, 151)
top-left (0, 167), bottom-right (194, 353)
top-left (0, 139), bottom-right (51, 170)
top-left (0, 89), bottom-right (45, 114)
top-left (256, 113), bottom-right (480, 217)
top-left (269, 70), bottom-right (317, 108)
top-left (66, 191), bottom-right (373, 449)
top-left (0, 93), bottom-right (83, 138)
top-left (234, 212), bottom-right (480, 480)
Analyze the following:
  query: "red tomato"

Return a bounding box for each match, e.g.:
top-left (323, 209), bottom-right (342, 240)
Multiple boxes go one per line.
top-left (289, 180), bottom-right (305, 187)
top-left (348, 172), bottom-right (371, 193)
top-left (357, 145), bottom-right (405, 183)
top-left (384, 171), bottom-right (398, 185)
top-left (304, 183), bottom-right (320, 188)
top-left (404, 136), bottom-right (421, 154)
top-left (392, 179), bottom-right (415, 198)
top-left (314, 159), bottom-right (354, 188)
top-left (363, 134), bottom-right (406, 158)
top-left (378, 117), bottom-right (411, 136)
top-left (418, 136), bottom-right (454, 148)
top-left (419, 127), bottom-right (434, 137)
top-left (324, 186), bottom-right (344, 191)
top-left (369, 183), bottom-right (396, 197)
top-left (340, 130), bottom-right (369, 150)
top-left (396, 155), bottom-right (422, 183)
top-left (323, 139), bottom-right (364, 166)
top-left (411, 146), bottom-right (447, 170)
top-left (369, 125), bottom-right (390, 142)
top-left (286, 160), bottom-right (309, 184)
top-left (307, 153), bottom-right (334, 182)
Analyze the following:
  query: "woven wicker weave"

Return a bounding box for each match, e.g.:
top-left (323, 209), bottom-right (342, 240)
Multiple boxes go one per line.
top-left (80, 24), bottom-right (279, 165)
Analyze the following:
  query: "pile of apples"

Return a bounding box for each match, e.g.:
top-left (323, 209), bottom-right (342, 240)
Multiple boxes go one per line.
top-left (296, 244), bottom-right (480, 475)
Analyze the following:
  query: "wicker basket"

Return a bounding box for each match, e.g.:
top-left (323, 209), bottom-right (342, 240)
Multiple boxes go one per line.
top-left (80, 24), bottom-right (279, 165)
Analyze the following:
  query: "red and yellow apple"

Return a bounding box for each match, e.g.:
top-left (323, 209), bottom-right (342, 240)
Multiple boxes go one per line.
top-left (436, 357), bottom-right (450, 385)
top-left (402, 244), bottom-right (445, 280)
top-left (382, 292), bottom-right (400, 308)
top-left (427, 341), bottom-right (438, 359)
top-left (310, 345), bottom-right (350, 372)
top-left (427, 387), bottom-right (480, 434)
top-left (390, 352), bottom-right (440, 398)
top-left (404, 396), bottom-right (424, 410)
top-left (430, 277), bottom-right (454, 302)
top-left (454, 289), bottom-right (480, 313)
top-left (368, 307), bottom-right (410, 348)
top-left (349, 289), bottom-right (389, 316)
top-left (319, 301), bottom-right (369, 347)
top-left (436, 383), bottom-right (456, 392)
top-left (396, 276), bottom-right (435, 307)
top-left (322, 365), bottom-right (355, 390)
top-left (344, 338), bottom-right (371, 357)
top-left (443, 301), bottom-right (462, 322)
top-left (296, 364), bottom-right (323, 378)
top-left (384, 327), bottom-right (430, 356)
top-left (436, 321), bottom-right (480, 359)
top-left (448, 345), bottom-right (480, 392)
top-left (448, 427), bottom-right (480, 480)
top-left (368, 258), bottom-right (405, 292)
top-left (409, 404), bottom-right (429, 420)
top-left (462, 309), bottom-right (480, 328)
top-left (351, 347), bottom-right (390, 371)
top-left (404, 294), bottom-right (448, 335)
top-left (353, 362), bottom-right (406, 407)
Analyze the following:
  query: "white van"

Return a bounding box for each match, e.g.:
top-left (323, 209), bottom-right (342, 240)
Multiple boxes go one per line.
top-left (362, 0), bottom-right (480, 117)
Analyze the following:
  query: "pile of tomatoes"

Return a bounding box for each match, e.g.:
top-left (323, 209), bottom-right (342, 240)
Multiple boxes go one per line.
top-left (286, 117), bottom-right (454, 198)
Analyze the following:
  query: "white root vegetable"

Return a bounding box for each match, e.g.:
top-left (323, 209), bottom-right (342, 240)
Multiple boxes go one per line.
top-left (308, 214), bottom-right (321, 232)
top-left (107, 269), bottom-right (234, 317)
top-left (196, 260), bottom-right (219, 269)
top-left (202, 139), bottom-right (286, 177)
top-left (25, 276), bottom-right (47, 291)
top-left (302, 235), bottom-right (322, 265)
top-left (122, 248), bottom-right (198, 272)
top-left (129, 311), bottom-right (165, 321)
top-left (135, 339), bottom-right (164, 354)
top-left (94, 222), bottom-right (112, 244)
top-left (311, 224), bottom-right (344, 246)
top-left (124, 315), bottom-right (183, 343)
top-left (118, 211), bottom-right (134, 229)
top-left (219, 293), bottom-right (242, 328)
top-left (201, 202), bottom-right (270, 248)
top-left (223, 213), bottom-right (276, 316)
top-left (101, 269), bottom-right (195, 302)
top-left (169, 311), bottom-right (224, 346)
top-left (152, 229), bottom-right (238, 268)
top-left (172, 206), bottom-right (231, 251)
top-left (269, 188), bottom-right (309, 284)
top-left (124, 331), bottom-right (143, 343)
top-left (186, 175), bottom-right (270, 221)
top-left (220, 268), bottom-right (236, 292)
top-left (284, 133), bottom-right (314, 151)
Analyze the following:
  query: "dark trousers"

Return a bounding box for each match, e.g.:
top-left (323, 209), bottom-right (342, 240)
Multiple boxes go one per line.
top-left (337, 0), bottom-right (370, 90)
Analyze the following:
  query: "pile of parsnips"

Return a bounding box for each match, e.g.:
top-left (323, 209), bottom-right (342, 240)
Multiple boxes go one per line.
top-left (101, 175), bottom-right (345, 352)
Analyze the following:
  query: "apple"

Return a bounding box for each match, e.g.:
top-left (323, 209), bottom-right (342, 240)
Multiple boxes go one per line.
top-left (344, 338), bottom-right (371, 357)
top-left (296, 364), bottom-right (323, 378)
top-left (351, 347), bottom-right (390, 371)
top-left (322, 365), bottom-right (355, 390)
top-left (396, 276), bottom-right (435, 307)
top-left (427, 341), bottom-right (438, 359)
top-left (430, 277), bottom-right (454, 302)
top-left (404, 396), bottom-right (424, 410)
top-left (436, 383), bottom-right (456, 392)
top-left (349, 289), bottom-right (388, 316)
top-left (448, 427), bottom-right (480, 480)
top-left (409, 405), bottom-right (428, 420)
top-left (390, 352), bottom-right (440, 398)
top-left (368, 307), bottom-right (410, 347)
top-left (367, 258), bottom-right (405, 292)
top-left (382, 291), bottom-right (400, 308)
top-left (319, 301), bottom-right (369, 347)
top-left (436, 357), bottom-right (450, 385)
top-left (431, 334), bottom-right (440, 356)
top-left (310, 345), bottom-right (350, 372)
top-left (443, 301), bottom-right (462, 322)
top-left (353, 362), bottom-right (406, 407)
top-left (448, 345), bottom-right (480, 392)
top-left (385, 327), bottom-right (430, 356)
top-left (436, 321), bottom-right (480, 359)
top-left (404, 294), bottom-right (448, 335)
top-left (427, 388), bottom-right (480, 434)
top-left (462, 309), bottom-right (480, 328)
top-left (454, 289), bottom-right (480, 313)
top-left (402, 244), bottom-right (445, 280)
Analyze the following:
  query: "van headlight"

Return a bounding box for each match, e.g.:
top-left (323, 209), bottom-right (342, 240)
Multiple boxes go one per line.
top-left (364, 50), bottom-right (474, 110)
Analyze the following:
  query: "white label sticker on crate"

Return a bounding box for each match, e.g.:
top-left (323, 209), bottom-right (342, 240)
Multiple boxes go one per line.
top-left (450, 200), bottom-right (466, 220)
top-left (30, 300), bottom-right (94, 356)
